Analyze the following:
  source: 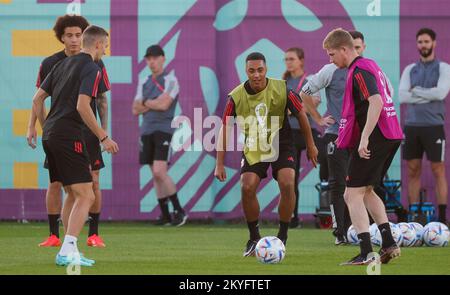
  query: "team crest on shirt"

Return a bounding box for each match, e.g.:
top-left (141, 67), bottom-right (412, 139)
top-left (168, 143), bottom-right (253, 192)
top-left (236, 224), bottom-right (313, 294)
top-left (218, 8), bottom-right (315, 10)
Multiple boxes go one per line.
top-left (244, 103), bottom-right (269, 151)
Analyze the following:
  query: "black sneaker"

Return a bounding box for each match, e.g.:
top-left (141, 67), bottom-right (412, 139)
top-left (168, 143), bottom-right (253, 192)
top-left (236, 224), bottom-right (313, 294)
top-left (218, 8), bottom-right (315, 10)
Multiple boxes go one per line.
top-left (335, 235), bottom-right (348, 246)
top-left (243, 240), bottom-right (258, 257)
top-left (379, 244), bottom-right (401, 264)
top-left (340, 254), bottom-right (374, 266)
top-left (171, 211), bottom-right (188, 227)
top-left (277, 237), bottom-right (287, 246)
top-left (289, 217), bottom-right (300, 229)
top-left (154, 215), bottom-right (171, 226)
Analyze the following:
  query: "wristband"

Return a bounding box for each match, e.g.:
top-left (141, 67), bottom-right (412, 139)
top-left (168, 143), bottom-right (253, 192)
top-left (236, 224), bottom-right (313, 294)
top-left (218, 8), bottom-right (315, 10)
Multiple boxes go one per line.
top-left (100, 135), bottom-right (108, 143)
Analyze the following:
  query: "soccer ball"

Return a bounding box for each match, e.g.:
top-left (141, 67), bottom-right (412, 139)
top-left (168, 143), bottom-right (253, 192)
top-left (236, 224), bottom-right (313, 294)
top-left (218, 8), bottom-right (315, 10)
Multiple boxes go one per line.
top-left (369, 223), bottom-right (382, 246)
top-left (389, 222), bottom-right (403, 246)
top-left (347, 225), bottom-right (360, 245)
top-left (423, 222), bottom-right (450, 247)
top-left (398, 222), bottom-right (417, 247)
top-left (409, 222), bottom-right (424, 246)
top-left (255, 236), bottom-right (286, 264)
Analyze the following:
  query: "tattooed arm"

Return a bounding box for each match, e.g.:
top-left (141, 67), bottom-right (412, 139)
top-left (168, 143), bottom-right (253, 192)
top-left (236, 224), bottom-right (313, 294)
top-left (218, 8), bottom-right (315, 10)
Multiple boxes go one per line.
top-left (97, 92), bottom-right (108, 131)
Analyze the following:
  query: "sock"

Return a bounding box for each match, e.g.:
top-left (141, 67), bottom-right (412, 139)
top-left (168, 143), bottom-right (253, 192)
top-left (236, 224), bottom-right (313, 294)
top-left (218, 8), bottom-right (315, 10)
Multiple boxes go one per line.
top-left (88, 212), bottom-right (100, 236)
top-left (438, 204), bottom-right (447, 223)
top-left (168, 193), bottom-right (184, 213)
top-left (277, 221), bottom-right (290, 242)
top-left (378, 222), bottom-right (396, 248)
top-left (247, 220), bottom-right (261, 241)
top-left (48, 214), bottom-right (60, 238)
top-left (357, 232), bottom-right (373, 257)
top-left (59, 235), bottom-right (78, 256)
top-left (158, 198), bottom-right (171, 220)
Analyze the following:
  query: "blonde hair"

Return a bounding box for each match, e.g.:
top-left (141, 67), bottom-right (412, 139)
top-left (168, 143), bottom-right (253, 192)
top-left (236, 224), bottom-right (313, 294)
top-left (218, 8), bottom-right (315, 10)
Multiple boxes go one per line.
top-left (323, 28), bottom-right (354, 50)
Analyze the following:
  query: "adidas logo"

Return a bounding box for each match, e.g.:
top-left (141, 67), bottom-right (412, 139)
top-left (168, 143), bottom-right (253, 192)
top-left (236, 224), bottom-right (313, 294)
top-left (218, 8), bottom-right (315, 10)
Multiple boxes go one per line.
top-left (163, 141), bottom-right (169, 146)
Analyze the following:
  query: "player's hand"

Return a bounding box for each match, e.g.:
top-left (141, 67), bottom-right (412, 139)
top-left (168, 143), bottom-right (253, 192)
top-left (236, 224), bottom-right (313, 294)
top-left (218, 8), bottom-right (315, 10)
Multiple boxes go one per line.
top-left (318, 115), bottom-right (335, 127)
top-left (214, 164), bottom-right (227, 182)
top-left (307, 144), bottom-right (319, 168)
top-left (26, 126), bottom-right (37, 149)
top-left (101, 137), bottom-right (119, 154)
top-left (358, 136), bottom-right (370, 159)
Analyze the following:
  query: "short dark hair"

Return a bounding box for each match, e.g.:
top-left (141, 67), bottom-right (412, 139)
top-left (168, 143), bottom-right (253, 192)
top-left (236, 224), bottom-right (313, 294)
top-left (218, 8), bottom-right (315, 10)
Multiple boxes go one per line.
top-left (82, 25), bottom-right (109, 47)
top-left (246, 52), bottom-right (266, 63)
top-left (416, 28), bottom-right (436, 41)
top-left (144, 45), bottom-right (165, 58)
top-left (53, 15), bottom-right (89, 43)
top-left (349, 30), bottom-right (364, 42)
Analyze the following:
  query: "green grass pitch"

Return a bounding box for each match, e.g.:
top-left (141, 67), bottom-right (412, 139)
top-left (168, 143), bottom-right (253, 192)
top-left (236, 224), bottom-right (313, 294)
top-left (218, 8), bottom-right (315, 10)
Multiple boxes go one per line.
top-left (0, 222), bottom-right (449, 275)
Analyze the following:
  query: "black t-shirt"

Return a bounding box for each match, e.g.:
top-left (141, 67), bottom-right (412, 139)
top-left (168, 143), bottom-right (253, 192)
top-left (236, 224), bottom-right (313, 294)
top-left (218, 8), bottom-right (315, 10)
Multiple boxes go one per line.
top-left (36, 50), bottom-right (111, 138)
top-left (40, 53), bottom-right (102, 140)
top-left (350, 56), bottom-right (386, 140)
top-left (36, 50), bottom-right (67, 88)
top-left (222, 79), bottom-right (304, 147)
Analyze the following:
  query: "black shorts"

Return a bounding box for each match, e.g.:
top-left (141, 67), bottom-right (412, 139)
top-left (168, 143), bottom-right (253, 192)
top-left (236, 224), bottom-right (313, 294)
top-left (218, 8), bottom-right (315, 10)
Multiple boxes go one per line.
top-left (42, 138), bottom-right (92, 186)
top-left (240, 147), bottom-right (296, 180)
top-left (84, 132), bottom-right (105, 171)
top-left (292, 128), bottom-right (307, 151)
top-left (347, 132), bottom-right (400, 187)
top-left (139, 131), bottom-right (172, 165)
top-left (44, 132), bottom-right (105, 171)
top-left (402, 125), bottom-right (446, 162)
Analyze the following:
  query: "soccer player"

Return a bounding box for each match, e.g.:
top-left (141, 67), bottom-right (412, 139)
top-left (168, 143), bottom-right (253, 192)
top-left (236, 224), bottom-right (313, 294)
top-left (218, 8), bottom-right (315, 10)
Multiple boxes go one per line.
top-left (32, 25), bottom-right (118, 266)
top-left (26, 15), bottom-right (110, 247)
top-left (300, 30), bottom-right (389, 245)
top-left (132, 45), bottom-right (187, 226)
top-left (399, 28), bottom-right (450, 224)
top-left (299, 48), bottom-right (349, 245)
top-left (322, 28), bottom-right (403, 265)
top-left (350, 31), bottom-right (366, 55)
top-left (282, 47), bottom-right (325, 228)
top-left (214, 52), bottom-right (318, 256)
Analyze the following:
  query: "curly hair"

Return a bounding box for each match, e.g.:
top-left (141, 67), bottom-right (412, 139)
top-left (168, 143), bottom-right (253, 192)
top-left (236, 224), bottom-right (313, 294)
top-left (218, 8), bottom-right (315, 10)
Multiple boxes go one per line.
top-left (53, 15), bottom-right (89, 43)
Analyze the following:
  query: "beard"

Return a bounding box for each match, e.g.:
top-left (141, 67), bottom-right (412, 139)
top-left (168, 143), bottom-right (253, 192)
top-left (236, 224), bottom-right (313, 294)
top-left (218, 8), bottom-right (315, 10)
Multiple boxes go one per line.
top-left (419, 47), bottom-right (433, 58)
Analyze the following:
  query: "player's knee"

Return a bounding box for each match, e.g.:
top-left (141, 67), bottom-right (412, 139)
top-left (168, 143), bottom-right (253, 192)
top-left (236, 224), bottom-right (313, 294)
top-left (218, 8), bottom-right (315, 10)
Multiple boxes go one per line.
top-left (152, 169), bottom-right (166, 182)
top-left (241, 182), bottom-right (257, 197)
top-left (278, 179), bottom-right (294, 195)
top-left (72, 185), bottom-right (95, 204)
top-left (85, 190), bottom-right (95, 206)
top-left (48, 182), bottom-right (62, 195)
top-left (92, 178), bottom-right (100, 192)
top-left (431, 163), bottom-right (445, 178)
top-left (343, 191), bottom-right (352, 204)
top-left (407, 164), bottom-right (421, 179)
